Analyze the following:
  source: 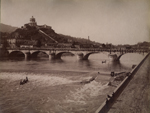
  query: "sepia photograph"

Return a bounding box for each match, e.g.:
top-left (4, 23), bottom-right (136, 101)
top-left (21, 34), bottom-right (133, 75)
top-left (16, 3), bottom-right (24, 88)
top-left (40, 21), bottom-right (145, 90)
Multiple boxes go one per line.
top-left (0, 0), bottom-right (150, 113)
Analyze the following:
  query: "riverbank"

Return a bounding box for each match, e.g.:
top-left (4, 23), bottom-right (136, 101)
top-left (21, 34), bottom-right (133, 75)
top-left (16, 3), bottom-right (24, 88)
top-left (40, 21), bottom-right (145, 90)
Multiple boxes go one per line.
top-left (0, 53), bottom-right (145, 113)
top-left (0, 69), bottom-right (129, 113)
top-left (107, 54), bottom-right (150, 113)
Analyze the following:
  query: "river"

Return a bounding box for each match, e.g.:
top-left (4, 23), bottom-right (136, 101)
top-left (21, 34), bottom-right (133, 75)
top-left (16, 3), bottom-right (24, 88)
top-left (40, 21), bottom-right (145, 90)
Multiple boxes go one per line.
top-left (0, 53), bottom-right (146, 73)
top-left (0, 52), bottom-right (146, 113)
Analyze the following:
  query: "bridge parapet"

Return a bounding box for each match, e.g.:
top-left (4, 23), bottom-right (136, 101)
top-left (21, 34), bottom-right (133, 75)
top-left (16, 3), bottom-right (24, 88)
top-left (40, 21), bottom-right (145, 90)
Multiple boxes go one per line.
top-left (6, 48), bottom-right (148, 60)
top-left (8, 49), bottom-right (30, 55)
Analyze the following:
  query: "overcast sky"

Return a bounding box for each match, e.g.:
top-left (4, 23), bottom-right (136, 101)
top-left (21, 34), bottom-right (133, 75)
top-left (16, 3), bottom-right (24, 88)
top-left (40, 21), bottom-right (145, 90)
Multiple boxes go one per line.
top-left (1, 0), bottom-right (150, 44)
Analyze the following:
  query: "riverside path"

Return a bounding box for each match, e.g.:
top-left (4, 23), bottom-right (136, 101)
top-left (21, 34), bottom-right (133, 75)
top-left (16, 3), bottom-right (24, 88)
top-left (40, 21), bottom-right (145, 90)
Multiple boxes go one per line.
top-left (108, 54), bottom-right (150, 113)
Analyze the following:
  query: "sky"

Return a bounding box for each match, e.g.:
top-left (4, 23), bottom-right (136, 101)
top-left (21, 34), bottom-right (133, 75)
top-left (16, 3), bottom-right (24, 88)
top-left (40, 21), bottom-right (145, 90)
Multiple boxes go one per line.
top-left (1, 0), bottom-right (150, 45)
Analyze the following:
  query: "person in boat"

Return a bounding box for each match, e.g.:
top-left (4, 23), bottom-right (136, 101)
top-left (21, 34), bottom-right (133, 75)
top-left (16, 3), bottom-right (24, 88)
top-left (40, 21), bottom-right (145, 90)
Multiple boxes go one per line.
top-left (20, 77), bottom-right (29, 85)
top-left (20, 79), bottom-right (23, 85)
top-left (102, 60), bottom-right (106, 63)
top-left (26, 77), bottom-right (28, 82)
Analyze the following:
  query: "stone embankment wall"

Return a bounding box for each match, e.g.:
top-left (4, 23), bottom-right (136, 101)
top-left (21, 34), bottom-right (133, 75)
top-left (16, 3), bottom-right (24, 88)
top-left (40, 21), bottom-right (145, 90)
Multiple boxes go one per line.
top-left (95, 52), bottom-right (150, 113)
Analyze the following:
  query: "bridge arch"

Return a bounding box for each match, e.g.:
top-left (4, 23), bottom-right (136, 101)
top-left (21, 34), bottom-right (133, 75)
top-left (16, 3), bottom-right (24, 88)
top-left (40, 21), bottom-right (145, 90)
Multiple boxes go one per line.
top-left (118, 52), bottom-right (145, 60)
top-left (76, 52), bottom-right (99, 60)
top-left (31, 50), bottom-right (49, 58)
top-left (9, 51), bottom-right (25, 58)
top-left (83, 52), bottom-right (97, 60)
top-left (55, 52), bottom-right (74, 59)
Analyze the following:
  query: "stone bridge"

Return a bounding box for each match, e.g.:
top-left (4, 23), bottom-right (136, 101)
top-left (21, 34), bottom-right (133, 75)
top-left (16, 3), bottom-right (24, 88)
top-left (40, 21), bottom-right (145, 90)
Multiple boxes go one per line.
top-left (7, 48), bottom-right (147, 61)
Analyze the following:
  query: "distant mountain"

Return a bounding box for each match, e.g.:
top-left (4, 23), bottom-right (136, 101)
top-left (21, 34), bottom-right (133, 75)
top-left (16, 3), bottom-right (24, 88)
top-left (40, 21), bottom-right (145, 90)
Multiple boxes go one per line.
top-left (0, 23), bottom-right (18, 33)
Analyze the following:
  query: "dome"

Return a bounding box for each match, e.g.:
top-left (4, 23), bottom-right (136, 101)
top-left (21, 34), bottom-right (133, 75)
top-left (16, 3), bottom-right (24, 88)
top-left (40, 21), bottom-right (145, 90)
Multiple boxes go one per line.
top-left (30, 16), bottom-right (36, 22)
top-left (29, 16), bottom-right (37, 26)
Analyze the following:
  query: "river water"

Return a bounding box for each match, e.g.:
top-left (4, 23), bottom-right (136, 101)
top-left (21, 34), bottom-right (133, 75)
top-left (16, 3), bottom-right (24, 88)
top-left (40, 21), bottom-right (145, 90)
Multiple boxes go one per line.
top-left (0, 53), bottom-right (146, 73)
top-left (0, 53), bottom-right (147, 113)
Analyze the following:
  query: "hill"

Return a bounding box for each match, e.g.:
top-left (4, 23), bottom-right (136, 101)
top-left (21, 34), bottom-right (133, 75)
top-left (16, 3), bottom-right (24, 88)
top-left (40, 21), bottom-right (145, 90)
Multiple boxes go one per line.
top-left (0, 23), bottom-right (18, 33)
top-left (0, 16), bottom-right (101, 48)
top-left (10, 25), bottom-right (100, 47)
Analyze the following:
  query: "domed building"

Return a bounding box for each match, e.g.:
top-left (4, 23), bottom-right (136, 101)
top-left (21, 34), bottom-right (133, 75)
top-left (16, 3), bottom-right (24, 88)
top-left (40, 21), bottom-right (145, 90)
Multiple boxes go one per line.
top-left (29, 16), bottom-right (37, 26)
top-left (23, 16), bottom-right (51, 29)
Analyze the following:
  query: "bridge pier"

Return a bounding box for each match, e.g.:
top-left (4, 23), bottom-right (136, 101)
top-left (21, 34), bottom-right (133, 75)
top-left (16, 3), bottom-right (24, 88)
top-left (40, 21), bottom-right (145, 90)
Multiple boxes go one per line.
top-left (76, 53), bottom-right (90, 60)
top-left (49, 53), bottom-right (56, 60)
top-left (108, 53), bottom-right (123, 61)
top-left (24, 53), bottom-right (31, 59)
top-left (48, 53), bottom-right (62, 60)
top-left (77, 53), bottom-right (84, 60)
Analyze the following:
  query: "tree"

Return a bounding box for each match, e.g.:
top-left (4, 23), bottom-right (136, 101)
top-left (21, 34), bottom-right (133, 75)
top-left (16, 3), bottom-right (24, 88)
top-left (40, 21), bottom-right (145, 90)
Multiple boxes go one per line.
top-left (36, 40), bottom-right (41, 47)
top-left (102, 43), bottom-right (106, 48)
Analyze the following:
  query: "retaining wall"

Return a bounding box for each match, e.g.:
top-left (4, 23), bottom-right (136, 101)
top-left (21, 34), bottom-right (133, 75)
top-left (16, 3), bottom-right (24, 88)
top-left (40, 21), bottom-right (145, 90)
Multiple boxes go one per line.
top-left (95, 52), bottom-right (150, 113)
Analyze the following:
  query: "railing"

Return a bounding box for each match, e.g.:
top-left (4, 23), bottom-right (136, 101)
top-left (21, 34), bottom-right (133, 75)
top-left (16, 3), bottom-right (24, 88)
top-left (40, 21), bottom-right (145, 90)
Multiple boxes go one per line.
top-left (6, 47), bottom-right (149, 53)
top-left (95, 52), bottom-right (150, 113)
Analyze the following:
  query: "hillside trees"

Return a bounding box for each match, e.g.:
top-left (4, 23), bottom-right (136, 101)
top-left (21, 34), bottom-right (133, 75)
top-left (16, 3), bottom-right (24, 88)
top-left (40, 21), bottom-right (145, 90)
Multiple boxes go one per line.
top-left (9, 25), bottom-right (103, 47)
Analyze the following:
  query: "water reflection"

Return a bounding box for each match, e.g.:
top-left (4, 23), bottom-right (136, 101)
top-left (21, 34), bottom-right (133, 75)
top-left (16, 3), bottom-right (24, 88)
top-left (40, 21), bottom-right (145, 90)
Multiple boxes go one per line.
top-left (107, 60), bottom-right (130, 72)
top-left (77, 60), bottom-right (92, 68)
top-left (9, 57), bottom-right (25, 62)
top-left (0, 53), bottom-right (146, 73)
top-left (50, 59), bottom-right (64, 64)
